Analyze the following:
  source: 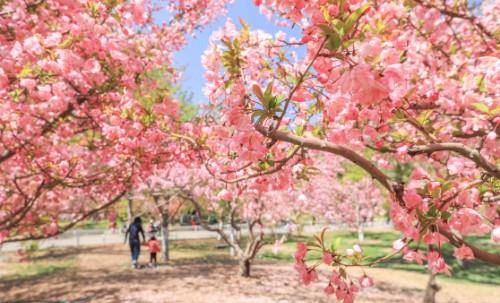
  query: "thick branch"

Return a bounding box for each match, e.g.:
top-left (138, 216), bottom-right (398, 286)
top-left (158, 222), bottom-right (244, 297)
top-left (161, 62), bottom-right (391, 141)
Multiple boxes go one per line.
top-left (440, 229), bottom-right (500, 265)
top-left (255, 126), bottom-right (500, 265)
top-left (408, 143), bottom-right (500, 178)
top-left (3, 190), bottom-right (126, 243)
top-left (180, 192), bottom-right (242, 255)
top-left (255, 125), bottom-right (396, 192)
top-left (412, 0), bottom-right (496, 41)
top-left (0, 94), bottom-right (88, 164)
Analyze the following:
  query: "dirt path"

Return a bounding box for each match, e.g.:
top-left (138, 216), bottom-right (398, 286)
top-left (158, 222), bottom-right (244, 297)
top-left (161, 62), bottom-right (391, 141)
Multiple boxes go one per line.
top-left (0, 244), bottom-right (498, 303)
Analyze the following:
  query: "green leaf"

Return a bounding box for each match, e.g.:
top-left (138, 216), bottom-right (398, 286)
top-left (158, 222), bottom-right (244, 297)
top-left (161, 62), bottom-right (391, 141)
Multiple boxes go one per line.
top-left (239, 17), bottom-right (250, 41)
top-left (268, 96), bottom-right (280, 110)
top-left (490, 107), bottom-right (500, 116)
top-left (224, 79), bottom-right (234, 89)
top-left (416, 110), bottom-right (433, 125)
top-left (330, 243), bottom-right (336, 252)
top-left (319, 24), bottom-right (334, 35)
top-left (342, 39), bottom-right (356, 49)
top-left (441, 211), bottom-right (452, 220)
top-left (472, 102), bottom-right (490, 114)
top-left (321, 6), bottom-right (331, 23)
top-left (264, 81), bottom-right (274, 98)
top-left (339, 267), bottom-right (347, 278)
top-left (319, 24), bottom-right (342, 51)
top-left (333, 237), bottom-right (342, 250)
top-left (449, 43), bottom-right (457, 55)
top-left (251, 109), bottom-right (266, 124)
top-left (18, 65), bottom-right (33, 78)
top-left (295, 125), bottom-right (304, 136)
top-left (314, 234), bottom-right (322, 246)
top-left (252, 84), bottom-right (265, 102)
top-left (222, 38), bottom-right (233, 50)
top-left (326, 33), bottom-right (341, 51)
top-left (320, 227), bottom-right (328, 245)
top-left (344, 4), bottom-right (370, 33)
top-left (475, 75), bottom-right (487, 93)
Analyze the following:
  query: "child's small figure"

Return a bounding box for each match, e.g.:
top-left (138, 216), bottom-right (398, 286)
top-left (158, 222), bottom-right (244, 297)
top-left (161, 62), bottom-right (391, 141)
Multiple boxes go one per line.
top-left (147, 236), bottom-right (161, 268)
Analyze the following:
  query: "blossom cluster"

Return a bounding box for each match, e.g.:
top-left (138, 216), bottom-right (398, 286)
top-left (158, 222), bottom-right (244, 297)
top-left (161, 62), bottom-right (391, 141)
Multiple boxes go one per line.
top-left (293, 231), bottom-right (374, 303)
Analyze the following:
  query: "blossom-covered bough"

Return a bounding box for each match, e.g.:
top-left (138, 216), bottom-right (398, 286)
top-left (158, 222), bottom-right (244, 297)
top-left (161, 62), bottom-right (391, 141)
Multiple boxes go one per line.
top-left (142, 158), bottom-right (303, 277)
top-left (202, 0), bottom-right (499, 300)
top-left (0, 0), bottom-right (233, 243)
top-left (298, 154), bottom-right (385, 241)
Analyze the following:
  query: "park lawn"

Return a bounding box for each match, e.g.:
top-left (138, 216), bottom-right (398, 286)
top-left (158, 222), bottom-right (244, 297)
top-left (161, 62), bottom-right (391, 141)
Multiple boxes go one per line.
top-left (258, 229), bottom-right (500, 285)
top-left (2, 229), bottom-right (498, 285)
top-left (0, 231), bottom-right (499, 303)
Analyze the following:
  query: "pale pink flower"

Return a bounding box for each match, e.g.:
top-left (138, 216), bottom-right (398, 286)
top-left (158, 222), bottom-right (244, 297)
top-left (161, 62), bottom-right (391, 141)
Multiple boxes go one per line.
top-left (346, 248), bottom-right (354, 257)
top-left (403, 189), bottom-right (423, 209)
top-left (491, 226), bottom-right (500, 243)
top-left (392, 238), bottom-right (406, 251)
top-left (403, 250), bottom-right (426, 265)
top-left (454, 245), bottom-right (474, 261)
top-left (324, 283), bottom-right (335, 295)
top-left (23, 36), bottom-right (43, 55)
top-left (217, 189), bottom-right (233, 201)
top-left (295, 242), bottom-right (308, 262)
top-left (423, 232), bottom-right (449, 246)
top-left (427, 251), bottom-right (451, 275)
top-left (359, 275), bottom-right (374, 288)
top-left (323, 251), bottom-right (334, 265)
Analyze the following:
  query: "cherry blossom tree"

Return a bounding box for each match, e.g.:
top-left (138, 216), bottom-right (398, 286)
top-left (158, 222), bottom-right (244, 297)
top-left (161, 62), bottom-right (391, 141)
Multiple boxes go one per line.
top-left (136, 144), bottom-right (304, 277)
top-left (300, 165), bottom-right (385, 241)
top-left (133, 162), bottom-right (199, 262)
top-left (180, 183), bottom-right (303, 277)
top-left (202, 0), bottom-right (499, 299)
top-left (0, 0), bottom-right (233, 243)
top-left (1, 0), bottom-right (498, 299)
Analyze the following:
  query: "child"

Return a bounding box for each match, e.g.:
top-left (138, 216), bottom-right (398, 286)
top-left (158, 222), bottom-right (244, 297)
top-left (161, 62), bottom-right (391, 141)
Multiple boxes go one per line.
top-left (147, 236), bottom-right (161, 268)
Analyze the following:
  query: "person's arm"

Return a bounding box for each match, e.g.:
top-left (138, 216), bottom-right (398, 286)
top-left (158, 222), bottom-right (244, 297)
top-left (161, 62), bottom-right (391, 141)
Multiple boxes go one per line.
top-left (124, 226), bottom-right (130, 244)
top-left (140, 226), bottom-right (146, 243)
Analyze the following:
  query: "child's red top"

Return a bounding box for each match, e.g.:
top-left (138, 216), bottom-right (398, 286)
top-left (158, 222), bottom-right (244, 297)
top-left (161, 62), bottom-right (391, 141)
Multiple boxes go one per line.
top-left (148, 240), bottom-right (161, 253)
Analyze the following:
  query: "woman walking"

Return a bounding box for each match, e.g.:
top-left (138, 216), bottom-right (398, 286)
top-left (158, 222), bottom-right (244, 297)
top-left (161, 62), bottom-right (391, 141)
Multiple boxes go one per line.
top-left (125, 217), bottom-right (146, 268)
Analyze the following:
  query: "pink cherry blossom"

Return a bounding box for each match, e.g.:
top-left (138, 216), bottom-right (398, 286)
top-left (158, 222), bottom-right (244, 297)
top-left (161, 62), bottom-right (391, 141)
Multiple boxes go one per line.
top-left (403, 189), bottom-right (423, 210)
top-left (403, 249), bottom-right (426, 265)
top-left (427, 251), bottom-right (451, 275)
top-left (491, 226), bottom-right (500, 243)
top-left (358, 275), bottom-right (374, 288)
top-left (324, 283), bottom-right (335, 295)
top-left (295, 242), bottom-right (308, 262)
top-left (454, 245), bottom-right (475, 261)
top-left (392, 239), bottom-right (406, 251)
top-left (217, 189), bottom-right (233, 201)
top-left (323, 252), bottom-right (334, 265)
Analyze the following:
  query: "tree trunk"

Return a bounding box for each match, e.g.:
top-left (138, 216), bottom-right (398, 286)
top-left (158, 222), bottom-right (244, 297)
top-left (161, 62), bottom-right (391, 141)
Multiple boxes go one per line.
top-left (355, 204), bottom-right (364, 242)
top-left (423, 272), bottom-right (440, 303)
top-left (229, 226), bottom-right (236, 257)
top-left (126, 197), bottom-right (133, 224)
top-left (160, 213), bottom-right (169, 262)
top-left (357, 223), bottom-right (364, 242)
top-left (217, 221), bottom-right (223, 240)
top-left (238, 258), bottom-right (251, 277)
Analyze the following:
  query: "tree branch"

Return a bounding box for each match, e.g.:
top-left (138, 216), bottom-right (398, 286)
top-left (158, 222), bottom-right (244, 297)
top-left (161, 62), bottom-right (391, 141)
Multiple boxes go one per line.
top-left (255, 125), bottom-right (500, 265)
top-left (440, 229), bottom-right (500, 265)
top-left (180, 191), bottom-right (242, 255)
top-left (255, 125), bottom-right (396, 193)
top-left (408, 143), bottom-right (500, 178)
top-left (3, 190), bottom-right (127, 243)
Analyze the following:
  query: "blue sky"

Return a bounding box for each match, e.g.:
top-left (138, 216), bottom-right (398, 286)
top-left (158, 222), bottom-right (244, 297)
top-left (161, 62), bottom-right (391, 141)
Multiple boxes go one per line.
top-left (157, 1), bottom-right (301, 104)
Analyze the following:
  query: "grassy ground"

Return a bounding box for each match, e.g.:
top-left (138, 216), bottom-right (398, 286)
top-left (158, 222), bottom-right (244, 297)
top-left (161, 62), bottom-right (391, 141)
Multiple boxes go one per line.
top-left (259, 229), bottom-right (500, 285)
top-left (0, 229), bottom-right (498, 303)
